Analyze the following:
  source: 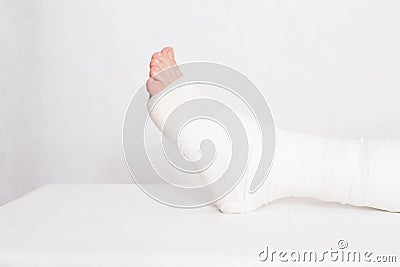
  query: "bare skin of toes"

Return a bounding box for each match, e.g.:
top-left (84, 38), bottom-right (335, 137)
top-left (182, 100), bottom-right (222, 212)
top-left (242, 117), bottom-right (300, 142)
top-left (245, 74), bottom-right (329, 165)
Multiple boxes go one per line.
top-left (146, 47), bottom-right (182, 97)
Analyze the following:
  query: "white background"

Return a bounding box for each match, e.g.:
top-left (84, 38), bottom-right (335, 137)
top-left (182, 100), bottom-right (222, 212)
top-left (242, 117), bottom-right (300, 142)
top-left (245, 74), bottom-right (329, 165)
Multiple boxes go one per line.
top-left (1, 0), bottom-right (399, 204)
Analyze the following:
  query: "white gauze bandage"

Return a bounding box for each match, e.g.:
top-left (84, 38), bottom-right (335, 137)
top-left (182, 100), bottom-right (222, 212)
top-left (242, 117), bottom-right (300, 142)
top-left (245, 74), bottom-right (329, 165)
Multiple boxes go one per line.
top-left (148, 82), bottom-right (400, 213)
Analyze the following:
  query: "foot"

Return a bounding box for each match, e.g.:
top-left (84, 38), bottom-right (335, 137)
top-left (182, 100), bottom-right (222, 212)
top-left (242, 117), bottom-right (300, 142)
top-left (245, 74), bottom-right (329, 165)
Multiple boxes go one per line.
top-left (146, 47), bottom-right (182, 97)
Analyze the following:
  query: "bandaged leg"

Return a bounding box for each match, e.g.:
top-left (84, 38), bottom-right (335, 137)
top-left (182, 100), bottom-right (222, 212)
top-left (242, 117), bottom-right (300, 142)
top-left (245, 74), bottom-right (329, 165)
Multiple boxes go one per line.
top-left (148, 82), bottom-right (400, 214)
top-left (145, 47), bottom-right (400, 214)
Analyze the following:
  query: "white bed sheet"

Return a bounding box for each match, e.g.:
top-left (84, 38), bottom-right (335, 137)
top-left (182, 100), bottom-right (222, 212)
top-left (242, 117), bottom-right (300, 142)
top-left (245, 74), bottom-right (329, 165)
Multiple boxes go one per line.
top-left (0, 184), bottom-right (399, 267)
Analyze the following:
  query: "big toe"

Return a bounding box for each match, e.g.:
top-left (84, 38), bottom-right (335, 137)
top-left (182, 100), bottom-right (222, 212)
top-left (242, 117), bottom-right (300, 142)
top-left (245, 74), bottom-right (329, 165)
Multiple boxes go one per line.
top-left (161, 47), bottom-right (175, 60)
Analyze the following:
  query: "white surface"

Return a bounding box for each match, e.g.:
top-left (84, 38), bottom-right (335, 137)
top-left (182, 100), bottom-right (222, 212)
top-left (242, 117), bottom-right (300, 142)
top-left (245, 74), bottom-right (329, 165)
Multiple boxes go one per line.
top-left (1, 0), bottom-right (400, 205)
top-left (0, 184), bottom-right (399, 266)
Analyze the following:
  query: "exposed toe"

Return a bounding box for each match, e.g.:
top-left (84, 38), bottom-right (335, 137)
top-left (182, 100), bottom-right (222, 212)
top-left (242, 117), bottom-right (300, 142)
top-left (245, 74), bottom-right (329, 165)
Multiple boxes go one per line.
top-left (150, 58), bottom-right (159, 67)
top-left (161, 47), bottom-right (174, 59)
top-left (149, 66), bottom-right (161, 78)
top-left (151, 52), bottom-right (163, 59)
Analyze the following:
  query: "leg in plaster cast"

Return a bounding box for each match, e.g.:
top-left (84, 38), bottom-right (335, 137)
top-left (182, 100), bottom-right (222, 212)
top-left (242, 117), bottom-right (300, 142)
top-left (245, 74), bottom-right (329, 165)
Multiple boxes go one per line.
top-left (146, 47), bottom-right (400, 214)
